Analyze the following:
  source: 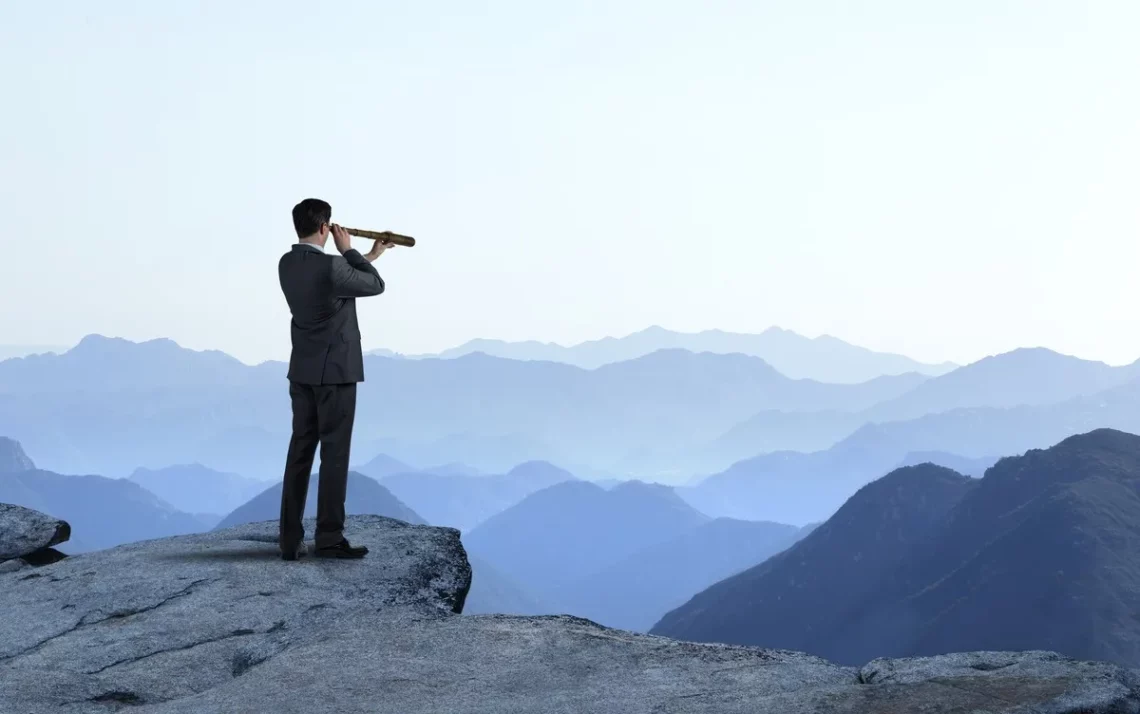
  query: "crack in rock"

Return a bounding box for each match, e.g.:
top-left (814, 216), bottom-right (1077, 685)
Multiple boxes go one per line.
top-left (93, 577), bottom-right (213, 622)
top-left (970, 661), bottom-right (1016, 672)
top-left (0, 578), bottom-right (212, 664)
top-left (89, 690), bottom-right (145, 707)
top-left (231, 638), bottom-right (292, 678)
top-left (87, 627), bottom-right (262, 675)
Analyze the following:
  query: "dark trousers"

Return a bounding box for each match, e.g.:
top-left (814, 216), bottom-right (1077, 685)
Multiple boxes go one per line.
top-left (279, 380), bottom-right (357, 550)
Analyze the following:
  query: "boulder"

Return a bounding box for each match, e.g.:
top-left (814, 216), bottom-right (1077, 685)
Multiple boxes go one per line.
top-left (0, 502), bottom-right (70, 561)
top-left (0, 514), bottom-right (1137, 714)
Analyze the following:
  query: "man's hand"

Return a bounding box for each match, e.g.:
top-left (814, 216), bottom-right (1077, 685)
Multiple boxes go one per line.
top-left (332, 224), bottom-right (352, 255)
top-left (364, 238), bottom-right (395, 262)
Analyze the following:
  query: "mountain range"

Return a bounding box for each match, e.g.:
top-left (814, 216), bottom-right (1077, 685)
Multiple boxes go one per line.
top-left (0, 437), bottom-right (209, 553)
top-left (368, 325), bottom-right (957, 383)
top-left (0, 344), bottom-right (66, 361)
top-left (464, 480), bottom-right (711, 602)
top-left (213, 471), bottom-right (426, 530)
top-left (706, 347), bottom-right (1140, 465)
top-left (684, 374), bottom-right (1140, 525)
top-left (127, 463), bottom-right (271, 517)
top-left (6, 333), bottom-right (1140, 489)
top-left (0, 334), bottom-right (929, 479)
top-left (374, 460), bottom-right (578, 531)
top-left (561, 517), bottom-right (810, 632)
top-left (653, 429), bottom-right (1140, 669)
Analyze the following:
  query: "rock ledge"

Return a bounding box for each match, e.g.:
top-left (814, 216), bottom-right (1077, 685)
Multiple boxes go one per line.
top-left (0, 511), bottom-right (1136, 714)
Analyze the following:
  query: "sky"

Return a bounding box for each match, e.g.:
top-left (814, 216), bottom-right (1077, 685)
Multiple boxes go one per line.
top-left (1, 1), bottom-right (1138, 367)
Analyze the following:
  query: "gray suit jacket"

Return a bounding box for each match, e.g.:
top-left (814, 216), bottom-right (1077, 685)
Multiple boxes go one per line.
top-left (278, 244), bottom-right (384, 385)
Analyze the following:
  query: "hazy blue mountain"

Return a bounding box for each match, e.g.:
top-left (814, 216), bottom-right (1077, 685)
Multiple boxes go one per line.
top-left (422, 462), bottom-right (484, 477)
top-left (12, 334), bottom-right (1139, 487)
top-left (380, 460), bottom-right (577, 531)
top-left (797, 522), bottom-right (823, 538)
top-left (0, 344), bottom-right (66, 360)
top-left (654, 463), bottom-right (975, 657)
top-left (0, 436), bottom-right (35, 473)
top-left (893, 451), bottom-right (998, 477)
top-left (392, 325), bottom-right (956, 383)
top-left (359, 432), bottom-right (560, 476)
top-left (215, 471), bottom-right (425, 530)
top-left (353, 453), bottom-right (486, 481)
top-left (0, 336), bottom-right (290, 478)
top-left (680, 437), bottom-right (899, 526)
top-left (863, 347), bottom-right (1140, 423)
top-left (363, 347), bottom-right (405, 359)
top-left (655, 429), bottom-right (1140, 669)
top-left (701, 349), bottom-right (1140, 476)
top-left (833, 378), bottom-right (1140, 467)
top-left (562, 518), bottom-right (804, 632)
top-left (592, 478), bottom-right (623, 489)
top-left (0, 441), bottom-right (209, 553)
top-left (703, 409), bottom-right (864, 467)
top-left (0, 334), bottom-right (259, 392)
top-left (352, 453), bottom-right (416, 480)
top-left (127, 464), bottom-right (270, 516)
top-left (191, 512), bottom-right (225, 529)
top-left (0, 335), bottom-right (927, 480)
top-left (464, 480), bottom-right (710, 604)
top-left (685, 376), bottom-right (1140, 525)
top-left (463, 554), bottom-right (555, 616)
top-left (344, 348), bottom-right (923, 476)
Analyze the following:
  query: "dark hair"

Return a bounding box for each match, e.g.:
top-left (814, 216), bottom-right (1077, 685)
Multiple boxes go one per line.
top-left (292, 198), bottom-right (332, 238)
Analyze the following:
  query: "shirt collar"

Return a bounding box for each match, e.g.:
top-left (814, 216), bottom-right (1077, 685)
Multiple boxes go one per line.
top-left (295, 242), bottom-right (324, 253)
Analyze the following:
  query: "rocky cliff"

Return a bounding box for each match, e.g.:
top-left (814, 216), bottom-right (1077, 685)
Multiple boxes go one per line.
top-left (2, 506), bottom-right (1138, 713)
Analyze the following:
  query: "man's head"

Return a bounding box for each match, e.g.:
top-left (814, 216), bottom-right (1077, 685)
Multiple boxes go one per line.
top-left (293, 198), bottom-right (332, 245)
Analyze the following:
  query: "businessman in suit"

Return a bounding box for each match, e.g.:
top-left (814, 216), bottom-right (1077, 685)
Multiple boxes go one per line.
top-left (277, 198), bottom-right (392, 560)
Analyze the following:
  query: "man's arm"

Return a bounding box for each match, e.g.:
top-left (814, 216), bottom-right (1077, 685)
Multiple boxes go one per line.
top-left (330, 249), bottom-right (385, 298)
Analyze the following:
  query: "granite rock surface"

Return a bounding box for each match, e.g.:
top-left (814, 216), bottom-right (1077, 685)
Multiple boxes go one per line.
top-left (0, 511), bottom-right (1136, 714)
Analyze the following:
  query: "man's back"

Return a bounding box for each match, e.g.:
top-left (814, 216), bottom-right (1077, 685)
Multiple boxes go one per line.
top-left (278, 244), bottom-right (384, 385)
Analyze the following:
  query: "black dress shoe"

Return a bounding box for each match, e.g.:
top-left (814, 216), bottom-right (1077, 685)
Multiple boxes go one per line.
top-left (281, 542), bottom-right (307, 561)
top-left (314, 539), bottom-right (369, 559)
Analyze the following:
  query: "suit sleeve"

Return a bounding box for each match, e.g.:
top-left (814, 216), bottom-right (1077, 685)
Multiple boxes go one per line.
top-left (329, 249), bottom-right (385, 298)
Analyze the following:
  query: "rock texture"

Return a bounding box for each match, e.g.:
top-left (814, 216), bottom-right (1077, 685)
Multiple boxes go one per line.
top-left (1, 512), bottom-right (1138, 713)
top-left (0, 502), bottom-right (70, 561)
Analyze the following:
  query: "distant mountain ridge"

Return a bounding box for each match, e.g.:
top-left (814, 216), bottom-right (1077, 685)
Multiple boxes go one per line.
top-left (376, 460), bottom-right (578, 531)
top-left (367, 325), bottom-right (956, 383)
top-left (464, 479), bottom-right (711, 605)
top-left (655, 462), bottom-right (977, 658)
top-left (0, 344), bottom-right (67, 361)
top-left (861, 347), bottom-right (1140, 423)
top-left (655, 429), bottom-right (1140, 669)
top-left (705, 347), bottom-right (1140, 465)
top-left (9, 334), bottom-right (1140, 484)
top-left (682, 373), bottom-right (1140, 527)
top-left (214, 471), bottom-right (425, 530)
top-left (0, 335), bottom-right (926, 479)
top-left (0, 437), bottom-right (210, 553)
top-left (562, 517), bottom-right (806, 632)
top-left (0, 436), bottom-right (35, 473)
top-left (128, 464), bottom-right (270, 516)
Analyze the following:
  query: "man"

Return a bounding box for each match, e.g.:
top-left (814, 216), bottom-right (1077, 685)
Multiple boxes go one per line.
top-left (277, 198), bottom-right (393, 561)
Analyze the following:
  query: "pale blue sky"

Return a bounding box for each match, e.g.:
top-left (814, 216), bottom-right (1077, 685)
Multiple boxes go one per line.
top-left (1, 1), bottom-right (1137, 367)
